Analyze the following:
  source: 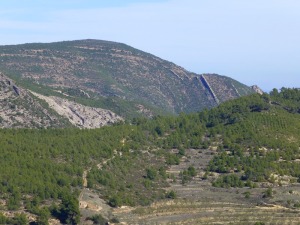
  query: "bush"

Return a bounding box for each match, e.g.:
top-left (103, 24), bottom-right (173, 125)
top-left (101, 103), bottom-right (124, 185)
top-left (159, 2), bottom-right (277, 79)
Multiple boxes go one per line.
top-left (88, 214), bottom-right (108, 225)
top-left (108, 195), bottom-right (122, 208)
top-left (0, 213), bottom-right (8, 224)
top-left (143, 179), bottom-right (152, 189)
top-left (244, 191), bottom-right (251, 199)
top-left (166, 190), bottom-right (176, 199)
top-left (159, 167), bottom-right (167, 179)
top-left (212, 174), bottom-right (244, 188)
top-left (166, 154), bottom-right (180, 165)
top-left (50, 195), bottom-right (80, 225)
top-left (9, 213), bottom-right (28, 225)
top-left (187, 166), bottom-right (197, 177)
top-left (294, 202), bottom-right (300, 208)
top-left (110, 217), bottom-right (120, 223)
top-left (146, 168), bottom-right (157, 180)
top-left (262, 188), bottom-right (273, 198)
top-left (178, 148), bottom-right (185, 156)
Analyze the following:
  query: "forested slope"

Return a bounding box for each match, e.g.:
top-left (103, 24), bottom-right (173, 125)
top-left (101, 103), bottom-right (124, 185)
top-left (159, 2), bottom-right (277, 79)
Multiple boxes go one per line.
top-left (1, 88), bottom-right (300, 224)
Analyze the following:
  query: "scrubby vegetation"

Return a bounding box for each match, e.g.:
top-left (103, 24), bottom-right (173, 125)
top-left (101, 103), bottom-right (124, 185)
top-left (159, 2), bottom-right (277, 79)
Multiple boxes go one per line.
top-left (1, 88), bottom-right (300, 223)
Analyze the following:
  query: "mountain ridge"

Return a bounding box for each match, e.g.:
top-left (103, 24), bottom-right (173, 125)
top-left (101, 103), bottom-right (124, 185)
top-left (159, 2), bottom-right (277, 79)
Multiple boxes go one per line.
top-left (0, 39), bottom-right (255, 127)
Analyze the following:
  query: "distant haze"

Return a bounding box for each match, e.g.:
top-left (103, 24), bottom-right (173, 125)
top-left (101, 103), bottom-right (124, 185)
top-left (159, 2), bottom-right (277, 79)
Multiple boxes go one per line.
top-left (0, 0), bottom-right (299, 91)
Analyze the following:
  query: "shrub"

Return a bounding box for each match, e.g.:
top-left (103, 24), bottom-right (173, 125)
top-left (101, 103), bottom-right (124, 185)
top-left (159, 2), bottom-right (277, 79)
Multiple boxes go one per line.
top-left (88, 214), bottom-right (108, 225)
top-left (146, 168), bottom-right (157, 180)
top-left (166, 190), bottom-right (176, 199)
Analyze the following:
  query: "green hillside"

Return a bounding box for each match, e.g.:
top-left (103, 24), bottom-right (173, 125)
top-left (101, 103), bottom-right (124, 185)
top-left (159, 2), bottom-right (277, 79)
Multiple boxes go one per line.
top-left (1, 88), bottom-right (300, 224)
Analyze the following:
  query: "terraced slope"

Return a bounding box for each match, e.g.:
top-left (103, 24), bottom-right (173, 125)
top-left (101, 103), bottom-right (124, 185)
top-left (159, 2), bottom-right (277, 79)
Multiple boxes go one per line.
top-left (114, 148), bottom-right (300, 225)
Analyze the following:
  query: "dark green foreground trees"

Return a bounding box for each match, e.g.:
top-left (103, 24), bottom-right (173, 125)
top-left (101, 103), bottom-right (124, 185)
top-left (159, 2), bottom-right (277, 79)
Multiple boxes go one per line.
top-left (0, 126), bottom-right (137, 223)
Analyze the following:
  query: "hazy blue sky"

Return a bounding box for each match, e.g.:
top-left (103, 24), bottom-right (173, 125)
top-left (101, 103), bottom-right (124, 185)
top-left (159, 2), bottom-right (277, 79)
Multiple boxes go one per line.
top-left (0, 0), bottom-right (299, 91)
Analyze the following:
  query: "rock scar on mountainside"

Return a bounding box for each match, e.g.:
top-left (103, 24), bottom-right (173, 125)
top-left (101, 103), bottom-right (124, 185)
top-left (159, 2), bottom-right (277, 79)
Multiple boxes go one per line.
top-left (30, 91), bottom-right (123, 128)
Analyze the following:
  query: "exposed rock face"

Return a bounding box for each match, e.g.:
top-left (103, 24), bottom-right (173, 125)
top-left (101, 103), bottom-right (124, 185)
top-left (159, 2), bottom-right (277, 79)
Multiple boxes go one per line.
top-left (30, 91), bottom-right (123, 128)
top-left (251, 85), bottom-right (264, 95)
top-left (0, 73), bottom-right (68, 128)
top-left (0, 72), bottom-right (122, 128)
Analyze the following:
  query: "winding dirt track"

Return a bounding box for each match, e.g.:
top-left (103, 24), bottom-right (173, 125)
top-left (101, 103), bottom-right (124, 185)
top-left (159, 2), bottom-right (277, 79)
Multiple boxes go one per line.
top-left (78, 153), bottom-right (118, 224)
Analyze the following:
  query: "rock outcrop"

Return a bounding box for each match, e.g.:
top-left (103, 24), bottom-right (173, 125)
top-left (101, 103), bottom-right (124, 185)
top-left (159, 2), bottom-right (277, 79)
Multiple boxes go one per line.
top-left (0, 73), bottom-right (67, 128)
top-left (31, 91), bottom-right (123, 128)
top-left (0, 72), bottom-right (122, 128)
top-left (251, 85), bottom-right (264, 95)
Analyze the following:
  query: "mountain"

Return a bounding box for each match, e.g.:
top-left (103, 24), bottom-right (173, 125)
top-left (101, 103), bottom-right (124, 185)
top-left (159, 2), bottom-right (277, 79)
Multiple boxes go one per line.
top-left (0, 39), bottom-right (254, 122)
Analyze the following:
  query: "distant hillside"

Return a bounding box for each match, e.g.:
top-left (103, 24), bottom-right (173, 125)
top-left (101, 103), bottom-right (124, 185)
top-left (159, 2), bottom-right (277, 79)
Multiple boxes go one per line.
top-left (0, 39), bottom-right (254, 120)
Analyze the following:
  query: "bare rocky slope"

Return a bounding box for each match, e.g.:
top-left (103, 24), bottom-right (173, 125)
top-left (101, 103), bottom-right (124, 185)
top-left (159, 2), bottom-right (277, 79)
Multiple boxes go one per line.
top-left (251, 85), bottom-right (264, 95)
top-left (0, 72), bottom-right (122, 128)
top-left (0, 39), bottom-right (255, 119)
top-left (30, 91), bottom-right (122, 128)
top-left (0, 72), bottom-right (69, 128)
